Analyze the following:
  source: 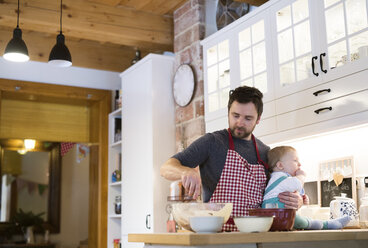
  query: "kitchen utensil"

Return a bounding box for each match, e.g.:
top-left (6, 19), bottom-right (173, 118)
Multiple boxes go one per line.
top-left (171, 202), bottom-right (233, 231)
top-left (329, 193), bottom-right (359, 227)
top-left (189, 216), bottom-right (224, 233)
top-left (234, 216), bottom-right (274, 233)
top-left (248, 208), bottom-right (296, 231)
top-left (359, 196), bottom-right (368, 228)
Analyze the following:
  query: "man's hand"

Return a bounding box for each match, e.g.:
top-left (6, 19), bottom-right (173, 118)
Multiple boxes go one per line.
top-left (181, 169), bottom-right (201, 199)
top-left (278, 191), bottom-right (303, 209)
top-left (160, 158), bottom-right (202, 199)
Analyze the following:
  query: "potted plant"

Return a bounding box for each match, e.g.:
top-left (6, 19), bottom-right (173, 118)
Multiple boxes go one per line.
top-left (10, 209), bottom-right (45, 244)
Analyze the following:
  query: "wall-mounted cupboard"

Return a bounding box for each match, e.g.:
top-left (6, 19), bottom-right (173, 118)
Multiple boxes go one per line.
top-left (202, 0), bottom-right (368, 144)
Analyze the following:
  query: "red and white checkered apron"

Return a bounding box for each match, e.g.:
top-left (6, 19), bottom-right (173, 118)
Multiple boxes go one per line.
top-left (209, 129), bottom-right (268, 231)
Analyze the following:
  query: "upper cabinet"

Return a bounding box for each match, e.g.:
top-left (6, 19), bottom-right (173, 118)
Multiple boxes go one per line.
top-left (202, 0), bottom-right (368, 139)
top-left (272, 0), bottom-right (368, 97)
top-left (205, 38), bottom-right (231, 121)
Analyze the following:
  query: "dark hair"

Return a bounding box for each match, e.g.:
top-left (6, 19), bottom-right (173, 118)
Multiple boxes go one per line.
top-left (228, 86), bottom-right (264, 117)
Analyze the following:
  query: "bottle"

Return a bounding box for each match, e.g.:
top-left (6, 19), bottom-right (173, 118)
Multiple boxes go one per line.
top-left (131, 50), bottom-right (141, 65)
top-left (114, 90), bottom-right (119, 110)
top-left (115, 195), bottom-right (121, 214)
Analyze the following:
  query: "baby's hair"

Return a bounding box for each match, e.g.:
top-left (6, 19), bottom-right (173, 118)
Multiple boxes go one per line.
top-left (267, 146), bottom-right (296, 172)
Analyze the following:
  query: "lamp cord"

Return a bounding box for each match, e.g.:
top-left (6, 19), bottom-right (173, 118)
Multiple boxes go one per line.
top-left (60, 0), bottom-right (63, 34)
top-left (16, 0), bottom-right (19, 28)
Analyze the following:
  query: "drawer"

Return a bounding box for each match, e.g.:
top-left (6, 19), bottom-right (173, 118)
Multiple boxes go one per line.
top-left (277, 89), bottom-right (368, 132)
top-left (275, 69), bottom-right (368, 115)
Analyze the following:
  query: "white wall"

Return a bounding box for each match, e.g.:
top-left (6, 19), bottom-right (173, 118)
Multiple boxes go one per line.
top-left (18, 151), bottom-right (50, 219)
top-left (0, 58), bottom-right (120, 90)
top-left (271, 124), bottom-right (368, 181)
top-left (50, 145), bottom-right (89, 248)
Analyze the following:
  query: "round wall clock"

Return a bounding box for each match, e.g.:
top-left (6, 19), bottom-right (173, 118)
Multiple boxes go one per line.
top-left (173, 64), bottom-right (195, 107)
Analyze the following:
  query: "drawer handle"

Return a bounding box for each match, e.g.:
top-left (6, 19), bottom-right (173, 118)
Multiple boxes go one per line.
top-left (312, 56), bottom-right (319, 76)
top-left (314, 107), bottom-right (332, 114)
top-left (146, 214), bottom-right (151, 229)
top-left (320, 53), bottom-right (328, 73)
top-left (313, 88), bottom-right (331, 96)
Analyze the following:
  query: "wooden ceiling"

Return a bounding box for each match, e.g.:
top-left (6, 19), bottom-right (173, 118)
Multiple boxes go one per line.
top-left (0, 0), bottom-right (267, 72)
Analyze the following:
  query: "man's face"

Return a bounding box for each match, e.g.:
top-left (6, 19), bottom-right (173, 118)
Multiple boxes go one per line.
top-left (228, 101), bottom-right (260, 140)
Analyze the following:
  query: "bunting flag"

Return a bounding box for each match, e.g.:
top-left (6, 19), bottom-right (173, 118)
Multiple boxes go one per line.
top-left (16, 178), bottom-right (48, 196)
top-left (61, 142), bottom-right (75, 157)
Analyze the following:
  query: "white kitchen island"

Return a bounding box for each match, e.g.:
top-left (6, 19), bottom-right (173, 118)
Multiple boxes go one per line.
top-left (128, 229), bottom-right (368, 248)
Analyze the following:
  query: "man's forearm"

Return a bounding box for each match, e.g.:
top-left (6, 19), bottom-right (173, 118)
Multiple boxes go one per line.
top-left (160, 157), bottom-right (188, 181)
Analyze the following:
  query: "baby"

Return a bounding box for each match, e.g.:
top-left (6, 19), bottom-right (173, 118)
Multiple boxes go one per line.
top-left (262, 146), bottom-right (350, 230)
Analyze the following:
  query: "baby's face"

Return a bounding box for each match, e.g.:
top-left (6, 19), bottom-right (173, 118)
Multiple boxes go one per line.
top-left (279, 150), bottom-right (301, 176)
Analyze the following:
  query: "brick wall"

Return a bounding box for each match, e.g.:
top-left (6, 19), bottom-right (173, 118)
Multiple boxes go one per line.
top-left (173, 0), bottom-right (206, 152)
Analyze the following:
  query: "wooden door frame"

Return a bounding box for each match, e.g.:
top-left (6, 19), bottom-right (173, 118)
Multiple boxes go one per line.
top-left (0, 78), bottom-right (110, 248)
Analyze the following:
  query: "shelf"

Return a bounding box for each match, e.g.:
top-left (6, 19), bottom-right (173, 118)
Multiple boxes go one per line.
top-left (109, 140), bottom-right (122, 148)
top-left (109, 214), bottom-right (122, 219)
top-left (110, 108), bottom-right (122, 117)
top-left (109, 181), bottom-right (122, 187)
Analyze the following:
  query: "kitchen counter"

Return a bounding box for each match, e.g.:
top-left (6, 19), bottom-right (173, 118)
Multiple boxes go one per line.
top-left (128, 229), bottom-right (368, 248)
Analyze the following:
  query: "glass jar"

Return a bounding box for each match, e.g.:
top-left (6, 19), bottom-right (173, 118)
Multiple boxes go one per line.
top-left (115, 195), bottom-right (121, 215)
top-left (359, 196), bottom-right (368, 228)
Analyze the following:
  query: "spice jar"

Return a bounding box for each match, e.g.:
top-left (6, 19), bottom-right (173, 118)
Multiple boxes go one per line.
top-left (115, 195), bottom-right (121, 214)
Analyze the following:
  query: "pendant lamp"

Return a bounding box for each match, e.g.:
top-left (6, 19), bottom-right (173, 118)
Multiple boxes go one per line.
top-left (3, 0), bottom-right (29, 62)
top-left (48, 0), bottom-right (72, 67)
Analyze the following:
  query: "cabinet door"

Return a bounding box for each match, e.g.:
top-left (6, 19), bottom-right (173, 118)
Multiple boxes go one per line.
top-left (271, 0), bottom-right (323, 97)
top-left (235, 14), bottom-right (275, 103)
top-left (121, 62), bottom-right (153, 235)
top-left (316, 0), bottom-right (368, 78)
top-left (204, 38), bottom-right (231, 121)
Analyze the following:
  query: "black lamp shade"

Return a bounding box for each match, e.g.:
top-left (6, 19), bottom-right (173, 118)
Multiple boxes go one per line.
top-left (48, 33), bottom-right (72, 67)
top-left (3, 27), bottom-right (29, 62)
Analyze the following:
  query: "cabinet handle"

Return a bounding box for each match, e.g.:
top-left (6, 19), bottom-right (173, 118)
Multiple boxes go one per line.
top-left (314, 107), bottom-right (332, 114)
top-left (312, 56), bottom-right (319, 76)
top-left (313, 88), bottom-right (331, 96)
top-left (320, 53), bottom-right (327, 73)
top-left (146, 214), bottom-right (151, 229)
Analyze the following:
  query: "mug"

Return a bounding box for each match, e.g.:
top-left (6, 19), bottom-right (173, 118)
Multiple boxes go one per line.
top-left (358, 46), bottom-right (368, 58)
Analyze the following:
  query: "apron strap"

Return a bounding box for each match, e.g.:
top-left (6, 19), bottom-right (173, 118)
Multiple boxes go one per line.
top-left (264, 176), bottom-right (288, 195)
top-left (227, 128), bottom-right (235, 150)
top-left (252, 134), bottom-right (269, 170)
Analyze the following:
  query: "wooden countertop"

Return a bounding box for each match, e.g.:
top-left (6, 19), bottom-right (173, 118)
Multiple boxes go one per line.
top-left (128, 229), bottom-right (368, 246)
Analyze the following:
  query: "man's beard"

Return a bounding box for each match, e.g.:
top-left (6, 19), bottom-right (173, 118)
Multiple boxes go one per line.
top-left (230, 126), bottom-right (254, 139)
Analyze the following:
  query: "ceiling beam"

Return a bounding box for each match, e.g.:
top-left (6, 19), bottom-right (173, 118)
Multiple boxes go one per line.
top-left (0, 0), bottom-right (173, 52)
top-left (0, 27), bottom-right (149, 72)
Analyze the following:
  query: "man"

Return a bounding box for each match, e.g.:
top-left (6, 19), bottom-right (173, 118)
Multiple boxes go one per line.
top-left (160, 86), bottom-right (302, 231)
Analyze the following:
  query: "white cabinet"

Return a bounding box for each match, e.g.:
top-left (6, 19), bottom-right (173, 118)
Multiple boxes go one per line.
top-left (271, 0), bottom-right (368, 98)
top-left (203, 9), bottom-right (275, 126)
top-left (201, 0), bottom-right (368, 143)
top-left (119, 54), bottom-right (175, 247)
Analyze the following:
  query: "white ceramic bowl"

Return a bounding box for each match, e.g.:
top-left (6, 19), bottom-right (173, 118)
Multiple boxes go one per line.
top-left (234, 216), bottom-right (274, 233)
top-left (172, 202), bottom-right (233, 231)
top-left (189, 216), bottom-right (224, 233)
